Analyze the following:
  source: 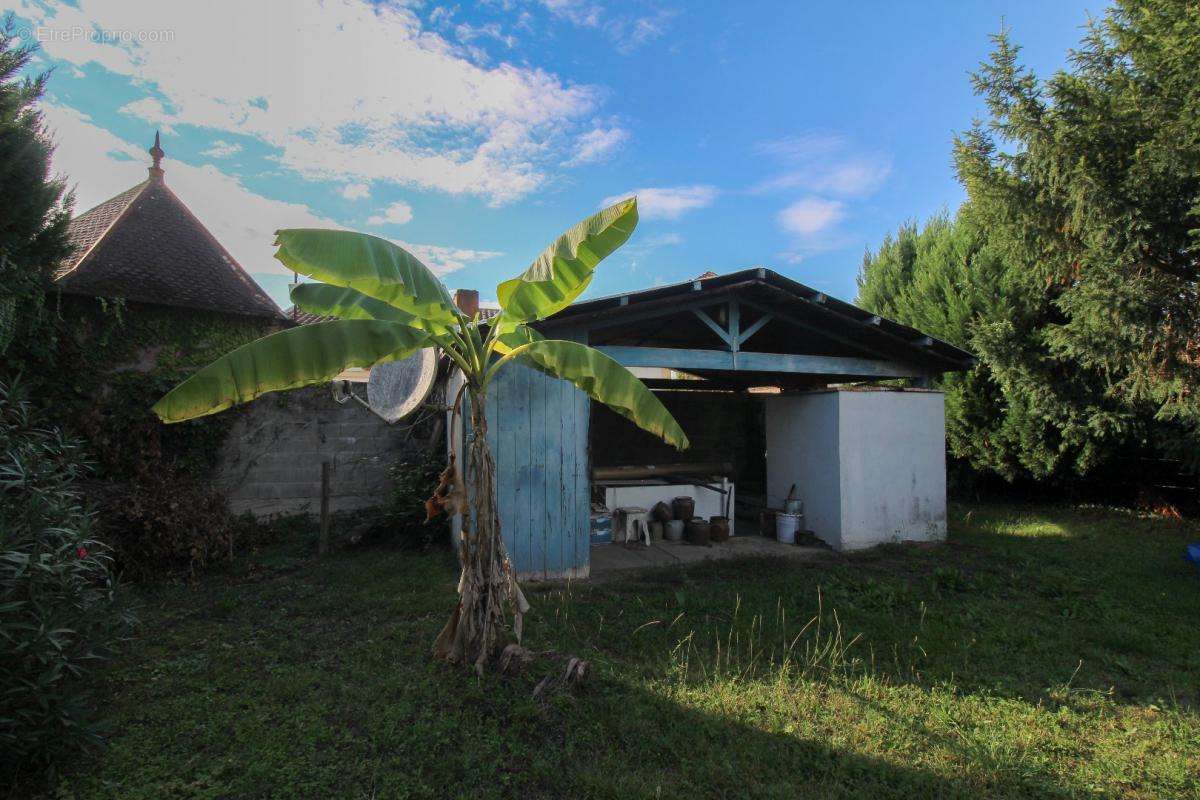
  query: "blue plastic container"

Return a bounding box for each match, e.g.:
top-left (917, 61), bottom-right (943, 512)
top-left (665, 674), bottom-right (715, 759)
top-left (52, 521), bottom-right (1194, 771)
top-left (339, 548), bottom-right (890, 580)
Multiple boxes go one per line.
top-left (590, 513), bottom-right (613, 545)
top-left (1185, 543), bottom-right (1200, 573)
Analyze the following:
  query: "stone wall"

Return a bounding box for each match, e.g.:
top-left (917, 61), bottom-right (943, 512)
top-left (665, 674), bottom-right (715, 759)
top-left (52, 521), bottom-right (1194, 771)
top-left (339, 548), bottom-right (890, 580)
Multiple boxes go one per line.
top-left (214, 386), bottom-right (437, 518)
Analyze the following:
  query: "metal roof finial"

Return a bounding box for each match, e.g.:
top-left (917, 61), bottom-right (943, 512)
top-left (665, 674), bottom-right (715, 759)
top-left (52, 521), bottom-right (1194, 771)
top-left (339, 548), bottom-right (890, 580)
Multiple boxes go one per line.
top-left (148, 131), bottom-right (165, 180)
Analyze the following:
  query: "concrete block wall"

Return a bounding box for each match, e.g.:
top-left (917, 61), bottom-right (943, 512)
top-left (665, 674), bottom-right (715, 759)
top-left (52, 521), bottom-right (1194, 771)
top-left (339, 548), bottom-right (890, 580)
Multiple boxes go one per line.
top-left (214, 387), bottom-right (432, 518)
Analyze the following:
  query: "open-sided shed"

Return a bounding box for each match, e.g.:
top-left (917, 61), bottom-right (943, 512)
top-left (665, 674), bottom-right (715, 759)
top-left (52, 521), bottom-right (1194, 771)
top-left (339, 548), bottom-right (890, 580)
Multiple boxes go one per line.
top-left (449, 268), bottom-right (974, 580)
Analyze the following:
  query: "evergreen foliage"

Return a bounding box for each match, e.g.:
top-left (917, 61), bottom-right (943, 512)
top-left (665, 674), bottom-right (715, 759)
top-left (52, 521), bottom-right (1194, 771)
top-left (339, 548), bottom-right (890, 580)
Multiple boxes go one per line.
top-left (0, 17), bottom-right (73, 359)
top-left (860, 0), bottom-right (1200, 484)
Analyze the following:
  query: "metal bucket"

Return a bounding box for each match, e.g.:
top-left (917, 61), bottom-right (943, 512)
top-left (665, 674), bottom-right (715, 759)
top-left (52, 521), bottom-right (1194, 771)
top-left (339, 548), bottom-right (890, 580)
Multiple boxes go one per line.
top-left (784, 498), bottom-right (804, 515)
top-left (776, 513), bottom-right (801, 544)
top-left (664, 520), bottom-right (685, 541)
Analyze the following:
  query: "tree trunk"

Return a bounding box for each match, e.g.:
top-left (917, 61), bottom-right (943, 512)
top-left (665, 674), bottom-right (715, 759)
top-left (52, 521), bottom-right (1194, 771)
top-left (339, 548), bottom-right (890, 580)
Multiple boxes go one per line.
top-left (433, 389), bottom-right (528, 673)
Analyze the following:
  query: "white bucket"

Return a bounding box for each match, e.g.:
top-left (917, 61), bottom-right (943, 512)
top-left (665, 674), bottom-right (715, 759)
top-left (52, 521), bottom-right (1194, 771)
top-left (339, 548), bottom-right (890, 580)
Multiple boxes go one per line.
top-left (775, 513), bottom-right (800, 544)
top-left (664, 520), bottom-right (685, 541)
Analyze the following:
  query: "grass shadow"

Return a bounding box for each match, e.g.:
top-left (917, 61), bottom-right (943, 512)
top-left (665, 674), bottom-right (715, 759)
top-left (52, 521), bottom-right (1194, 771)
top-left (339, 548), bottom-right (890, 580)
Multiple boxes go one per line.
top-left (34, 502), bottom-right (1199, 799)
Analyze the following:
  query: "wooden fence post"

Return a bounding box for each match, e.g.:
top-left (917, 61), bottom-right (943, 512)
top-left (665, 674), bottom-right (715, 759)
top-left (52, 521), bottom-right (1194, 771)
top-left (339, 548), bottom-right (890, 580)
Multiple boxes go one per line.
top-left (319, 460), bottom-right (331, 556)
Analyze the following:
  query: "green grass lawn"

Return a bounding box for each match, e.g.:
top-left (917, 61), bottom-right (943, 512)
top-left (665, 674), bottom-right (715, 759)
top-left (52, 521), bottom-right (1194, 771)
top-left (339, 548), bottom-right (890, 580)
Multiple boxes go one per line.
top-left (41, 503), bottom-right (1200, 799)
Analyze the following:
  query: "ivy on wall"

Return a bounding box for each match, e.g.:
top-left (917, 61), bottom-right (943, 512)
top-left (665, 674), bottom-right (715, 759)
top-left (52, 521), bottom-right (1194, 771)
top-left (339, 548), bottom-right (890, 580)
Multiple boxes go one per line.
top-left (4, 293), bottom-right (280, 578)
top-left (18, 297), bottom-right (268, 470)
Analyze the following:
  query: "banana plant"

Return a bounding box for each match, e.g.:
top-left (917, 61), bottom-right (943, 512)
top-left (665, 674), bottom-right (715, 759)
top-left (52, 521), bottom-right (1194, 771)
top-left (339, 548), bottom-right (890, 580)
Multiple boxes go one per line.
top-left (153, 198), bottom-right (688, 672)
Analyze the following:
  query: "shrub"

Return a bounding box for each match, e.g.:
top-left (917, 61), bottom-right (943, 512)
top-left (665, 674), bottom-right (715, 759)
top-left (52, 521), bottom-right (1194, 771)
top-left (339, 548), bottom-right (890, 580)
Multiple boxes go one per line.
top-left (94, 469), bottom-right (236, 581)
top-left (381, 448), bottom-right (445, 548)
top-left (81, 372), bottom-right (242, 580)
top-left (0, 380), bottom-right (134, 778)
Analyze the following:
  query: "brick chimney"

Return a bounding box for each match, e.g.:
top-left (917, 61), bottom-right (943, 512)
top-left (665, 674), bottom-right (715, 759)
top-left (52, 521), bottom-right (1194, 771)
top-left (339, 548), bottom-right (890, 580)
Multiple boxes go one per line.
top-left (454, 288), bottom-right (479, 318)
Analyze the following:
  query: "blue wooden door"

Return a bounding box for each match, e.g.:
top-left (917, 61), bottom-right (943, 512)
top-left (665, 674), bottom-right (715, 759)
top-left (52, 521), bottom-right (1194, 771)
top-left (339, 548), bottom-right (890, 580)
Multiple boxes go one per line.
top-left (485, 362), bottom-right (590, 579)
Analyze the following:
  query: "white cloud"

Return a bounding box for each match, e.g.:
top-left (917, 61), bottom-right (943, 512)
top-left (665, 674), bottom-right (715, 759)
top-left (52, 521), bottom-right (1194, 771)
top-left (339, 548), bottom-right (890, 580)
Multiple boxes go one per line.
top-left (539, 1), bottom-right (674, 53)
top-left (541, 0), bottom-right (603, 27)
top-left (753, 134), bottom-right (891, 199)
top-left (615, 230), bottom-right (683, 277)
top-left (23, 0), bottom-right (607, 205)
top-left (647, 232), bottom-right (682, 247)
top-left (776, 197), bottom-right (845, 237)
top-left (396, 241), bottom-right (502, 276)
top-left (341, 183), bottom-right (370, 200)
top-left (367, 200), bottom-right (414, 226)
top-left (807, 159), bottom-right (891, 197)
top-left (609, 10), bottom-right (676, 55)
top-left (756, 158), bottom-right (891, 198)
top-left (202, 140), bottom-right (242, 158)
top-left (564, 125), bottom-right (628, 166)
top-left (118, 97), bottom-right (175, 131)
top-left (601, 185), bottom-right (718, 220)
top-left (755, 134), bottom-right (843, 162)
top-left (454, 21), bottom-right (516, 49)
top-left (42, 103), bottom-right (497, 278)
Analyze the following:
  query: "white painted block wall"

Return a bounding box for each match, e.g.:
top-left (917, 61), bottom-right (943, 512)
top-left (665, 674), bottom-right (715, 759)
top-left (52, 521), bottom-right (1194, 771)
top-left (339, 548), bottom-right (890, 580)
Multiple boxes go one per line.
top-left (764, 392), bottom-right (842, 541)
top-left (764, 390), bottom-right (947, 550)
top-left (604, 482), bottom-right (735, 537)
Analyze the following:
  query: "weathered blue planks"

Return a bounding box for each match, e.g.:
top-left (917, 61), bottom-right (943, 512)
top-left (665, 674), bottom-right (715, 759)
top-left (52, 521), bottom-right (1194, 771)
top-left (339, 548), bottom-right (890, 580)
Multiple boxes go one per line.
top-left (528, 365), bottom-right (548, 578)
top-left (561, 355), bottom-right (579, 574)
top-left (544, 368), bottom-right (564, 575)
top-left (572, 356), bottom-right (590, 573)
top-left (486, 358), bottom-right (591, 579)
top-left (492, 365), bottom-right (517, 567)
top-left (512, 362), bottom-right (530, 574)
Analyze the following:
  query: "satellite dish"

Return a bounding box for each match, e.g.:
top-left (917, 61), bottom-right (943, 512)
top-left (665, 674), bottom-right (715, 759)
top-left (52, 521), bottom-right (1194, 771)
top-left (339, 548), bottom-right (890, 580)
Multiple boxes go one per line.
top-left (366, 347), bottom-right (438, 423)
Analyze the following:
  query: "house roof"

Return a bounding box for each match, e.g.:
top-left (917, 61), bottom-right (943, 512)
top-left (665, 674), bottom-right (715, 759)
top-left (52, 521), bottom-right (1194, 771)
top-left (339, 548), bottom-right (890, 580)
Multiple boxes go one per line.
top-left (537, 267), bottom-right (976, 377)
top-left (283, 305), bottom-right (332, 326)
top-left (283, 302), bottom-right (500, 325)
top-left (56, 137), bottom-right (284, 321)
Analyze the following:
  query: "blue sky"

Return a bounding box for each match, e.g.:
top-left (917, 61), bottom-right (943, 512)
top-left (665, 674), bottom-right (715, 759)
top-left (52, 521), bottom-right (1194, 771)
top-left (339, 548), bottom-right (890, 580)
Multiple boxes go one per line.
top-left (15, 0), bottom-right (1101, 310)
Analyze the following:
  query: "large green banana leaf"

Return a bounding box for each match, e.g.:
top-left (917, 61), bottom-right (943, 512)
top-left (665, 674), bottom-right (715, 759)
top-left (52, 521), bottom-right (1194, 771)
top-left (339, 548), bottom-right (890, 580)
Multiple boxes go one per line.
top-left (275, 229), bottom-right (458, 329)
top-left (153, 320), bottom-right (431, 423)
top-left (512, 339), bottom-right (689, 451)
top-left (491, 321), bottom-right (544, 355)
top-left (493, 198), bottom-right (637, 330)
top-left (290, 282), bottom-right (439, 331)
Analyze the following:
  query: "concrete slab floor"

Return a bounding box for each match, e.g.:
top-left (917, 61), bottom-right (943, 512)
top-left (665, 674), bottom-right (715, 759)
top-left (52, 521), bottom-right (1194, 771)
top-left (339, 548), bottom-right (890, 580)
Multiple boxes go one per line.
top-left (589, 535), bottom-right (833, 579)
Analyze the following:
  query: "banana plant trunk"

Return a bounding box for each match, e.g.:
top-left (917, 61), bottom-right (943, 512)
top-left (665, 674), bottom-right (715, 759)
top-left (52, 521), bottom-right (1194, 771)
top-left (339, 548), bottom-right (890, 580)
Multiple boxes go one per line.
top-left (433, 389), bottom-right (527, 673)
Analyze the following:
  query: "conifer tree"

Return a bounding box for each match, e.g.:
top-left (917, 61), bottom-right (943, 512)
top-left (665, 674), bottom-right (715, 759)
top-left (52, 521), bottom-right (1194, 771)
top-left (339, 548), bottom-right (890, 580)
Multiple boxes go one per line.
top-left (955, 0), bottom-right (1200, 470)
top-left (861, 1), bottom-right (1200, 485)
top-left (0, 18), bottom-right (73, 361)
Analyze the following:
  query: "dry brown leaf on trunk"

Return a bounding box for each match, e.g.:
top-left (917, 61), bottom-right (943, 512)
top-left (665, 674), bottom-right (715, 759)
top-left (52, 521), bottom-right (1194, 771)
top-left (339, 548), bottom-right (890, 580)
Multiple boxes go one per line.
top-left (424, 454), bottom-right (469, 521)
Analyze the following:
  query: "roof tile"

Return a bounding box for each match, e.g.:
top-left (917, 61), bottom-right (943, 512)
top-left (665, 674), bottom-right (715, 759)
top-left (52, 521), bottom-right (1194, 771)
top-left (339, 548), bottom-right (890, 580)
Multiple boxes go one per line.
top-left (57, 178), bottom-right (283, 320)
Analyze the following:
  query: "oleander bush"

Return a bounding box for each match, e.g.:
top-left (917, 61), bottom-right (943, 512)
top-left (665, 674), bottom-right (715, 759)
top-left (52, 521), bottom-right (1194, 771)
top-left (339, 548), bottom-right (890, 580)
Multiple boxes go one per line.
top-left (0, 380), bottom-right (134, 779)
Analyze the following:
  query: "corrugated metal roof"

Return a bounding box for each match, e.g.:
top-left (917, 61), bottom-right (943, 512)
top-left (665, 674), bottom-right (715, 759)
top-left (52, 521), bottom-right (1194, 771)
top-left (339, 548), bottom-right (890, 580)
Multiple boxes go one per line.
top-left (538, 267), bottom-right (976, 371)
